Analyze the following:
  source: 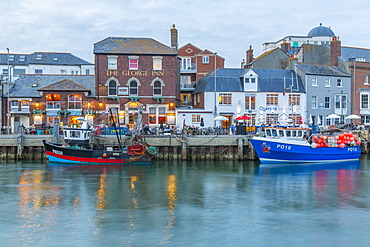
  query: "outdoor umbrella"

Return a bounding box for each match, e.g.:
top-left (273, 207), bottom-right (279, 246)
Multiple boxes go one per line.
top-left (235, 115), bottom-right (250, 120)
top-left (345, 114), bottom-right (361, 120)
top-left (326, 114), bottom-right (341, 119)
top-left (214, 116), bottom-right (228, 121)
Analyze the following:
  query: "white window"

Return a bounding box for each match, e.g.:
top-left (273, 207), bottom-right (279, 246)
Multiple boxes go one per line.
top-left (312, 95), bottom-right (318, 109)
top-left (325, 78), bottom-right (330, 87)
top-left (108, 56), bottom-right (117, 70)
top-left (129, 80), bottom-right (138, 95)
top-left (108, 80), bottom-right (117, 96)
top-left (86, 69), bottom-right (90, 75)
top-left (153, 81), bottom-right (162, 95)
top-left (219, 93), bottom-right (232, 105)
top-left (245, 78), bottom-right (250, 83)
top-left (361, 94), bottom-right (370, 109)
top-left (335, 94), bottom-right (347, 110)
top-left (312, 77), bottom-right (318, 86)
top-left (181, 58), bottom-right (192, 70)
top-left (365, 75), bottom-right (369, 85)
top-left (153, 56), bottom-right (162, 70)
top-left (324, 96), bottom-right (330, 109)
top-left (192, 115), bottom-right (201, 123)
top-left (202, 56), bottom-right (209, 64)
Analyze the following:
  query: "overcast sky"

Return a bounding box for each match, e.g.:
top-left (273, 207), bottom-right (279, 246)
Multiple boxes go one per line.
top-left (1, 0), bottom-right (370, 68)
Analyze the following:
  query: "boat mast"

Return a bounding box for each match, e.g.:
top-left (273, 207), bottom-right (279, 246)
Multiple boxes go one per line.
top-left (108, 107), bottom-right (123, 150)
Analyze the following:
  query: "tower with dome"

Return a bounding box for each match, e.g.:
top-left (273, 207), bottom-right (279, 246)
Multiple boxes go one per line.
top-left (263, 23), bottom-right (336, 54)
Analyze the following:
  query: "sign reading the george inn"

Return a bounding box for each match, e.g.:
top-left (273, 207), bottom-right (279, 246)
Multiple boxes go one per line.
top-left (106, 70), bottom-right (164, 77)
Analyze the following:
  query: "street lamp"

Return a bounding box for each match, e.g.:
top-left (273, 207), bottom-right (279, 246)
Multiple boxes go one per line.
top-left (349, 57), bottom-right (357, 121)
top-left (214, 52), bottom-right (217, 127)
top-left (6, 48), bottom-right (10, 134)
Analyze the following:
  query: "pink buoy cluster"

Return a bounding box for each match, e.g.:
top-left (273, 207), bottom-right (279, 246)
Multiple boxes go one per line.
top-left (312, 132), bottom-right (361, 148)
top-left (312, 135), bottom-right (329, 148)
top-left (335, 132), bottom-right (361, 148)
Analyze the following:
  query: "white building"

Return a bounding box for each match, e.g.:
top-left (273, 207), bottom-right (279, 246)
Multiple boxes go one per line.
top-left (177, 68), bottom-right (306, 130)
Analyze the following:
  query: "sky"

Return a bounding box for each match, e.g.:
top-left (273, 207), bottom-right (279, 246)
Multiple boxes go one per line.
top-left (1, 0), bottom-right (370, 68)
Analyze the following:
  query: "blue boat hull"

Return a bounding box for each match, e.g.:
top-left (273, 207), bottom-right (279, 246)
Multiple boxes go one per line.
top-left (249, 138), bottom-right (361, 164)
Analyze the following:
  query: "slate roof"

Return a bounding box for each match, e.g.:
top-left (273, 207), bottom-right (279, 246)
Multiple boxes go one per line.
top-left (296, 64), bottom-right (350, 77)
top-left (194, 68), bottom-right (305, 94)
top-left (38, 79), bottom-right (90, 91)
top-left (339, 46), bottom-right (370, 62)
top-left (249, 69), bottom-right (305, 93)
top-left (193, 68), bottom-right (244, 94)
top-left (8, 74), bottom-right (95, 98)
top-left (0, 52), bottom-right (92, 66)
top-left (94, 37), bottom-right (177, 55)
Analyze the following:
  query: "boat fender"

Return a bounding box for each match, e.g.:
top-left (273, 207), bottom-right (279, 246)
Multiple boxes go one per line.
top-left (311, 143), bottom-right (317, 148)
top-left (102, 153), bottom-right (108, 158)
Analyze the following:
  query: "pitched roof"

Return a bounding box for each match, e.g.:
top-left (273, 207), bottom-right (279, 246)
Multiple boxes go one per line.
top-left (194, 68), bottom-right (245, 94)
top-left (38, 79), bottom-right (90, 91)
top-left (93, 37), bottom-right (177, 55)
top-left (296, 63), bottom-right (350, 76)
top-left (0, 52), bottom-right (92, 66)
top-left (339, 46), bottom-right (370, 62)
top-left (194, 68), bottom-right (305, 94)
top-left (248, 69), bottom-right (305, 93)
top-left (8, 74), bottom-right (95, 98)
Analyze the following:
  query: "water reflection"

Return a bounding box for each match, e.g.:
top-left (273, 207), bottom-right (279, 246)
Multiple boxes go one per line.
top-left (2, 158), bottom-right (370, 246)
top-left (255, 160), bottom-right (362, 209)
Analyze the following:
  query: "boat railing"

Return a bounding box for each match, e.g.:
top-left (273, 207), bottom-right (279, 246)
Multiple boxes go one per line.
top-left (100, 127), bottom-right (129, 135)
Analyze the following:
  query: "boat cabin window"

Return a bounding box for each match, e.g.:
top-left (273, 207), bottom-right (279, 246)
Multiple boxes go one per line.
top-left (286, 131), bottom-right (291, 137)
top-left (278, 130), bottom-right (284, 137)
top-left (69, 131), bottom-right (81, 138)
top-left (271, 129), bottom-right (277, 137)
top-left (266, 129), bottom-right (271, 136)
top-left (292, 130), bottom-right (297, 137)
top-left (297, 131), bottom-right (303, 137)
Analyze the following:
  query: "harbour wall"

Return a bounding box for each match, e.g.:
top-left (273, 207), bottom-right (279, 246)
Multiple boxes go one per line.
top-left (0, 134), bottom-right (368, 161)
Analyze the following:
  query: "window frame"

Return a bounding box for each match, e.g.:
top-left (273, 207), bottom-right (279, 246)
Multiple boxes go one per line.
top-left (108, 80), bottom-right (117, 96)
top-left (202, 56), bottom-right (209, 64)
top-left (129, 56), bottom-right (139, 70)
top-left (153, 56), bottom-right (163, 70)
top-left (219, 93), bottom-right (232, 105)
top-left (108, 56), bottom-right (118, 70)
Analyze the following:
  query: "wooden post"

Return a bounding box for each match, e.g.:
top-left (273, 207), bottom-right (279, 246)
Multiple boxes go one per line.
top-left (238, 137), bottom-right (243, 159)
top-left (181, 137), bottom-right (187, 160)
top-left (53, 124), bottom-right (60, 143)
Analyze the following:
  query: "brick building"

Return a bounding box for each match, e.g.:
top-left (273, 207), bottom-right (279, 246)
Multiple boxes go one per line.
top-left (93, 25), bottom-right (180, 129)
top-left (178, 43), bottom-right (224, 108)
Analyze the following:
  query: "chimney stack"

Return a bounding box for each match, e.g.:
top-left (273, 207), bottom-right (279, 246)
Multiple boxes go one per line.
top-left (280, 39), bottom-right (291, 53)
top-left (246, 45), bottom-right (254, 65)
top-left (330, 36), bottom-right (341, 66)
top-left (170, 24), bottom-right (178, 49)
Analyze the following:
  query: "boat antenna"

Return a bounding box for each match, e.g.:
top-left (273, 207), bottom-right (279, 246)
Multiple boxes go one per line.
top-left (108, 107), bottom-right (123, 150)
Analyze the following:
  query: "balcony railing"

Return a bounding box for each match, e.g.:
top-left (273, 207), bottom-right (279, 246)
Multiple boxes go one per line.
top-left (181, 63), bottom-right (197, 72)
top-left (179, 101), bottom-right (193, 108)
top-left (180, 81), bottom-right (196, 89)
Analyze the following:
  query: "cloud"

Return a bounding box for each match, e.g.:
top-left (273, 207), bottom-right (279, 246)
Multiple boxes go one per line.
top-left (1, 0), bottom-right (370, 68)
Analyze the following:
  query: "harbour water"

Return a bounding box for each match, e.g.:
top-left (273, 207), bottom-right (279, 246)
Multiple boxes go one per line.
top-left (2, 156), bottom-right (370, 246)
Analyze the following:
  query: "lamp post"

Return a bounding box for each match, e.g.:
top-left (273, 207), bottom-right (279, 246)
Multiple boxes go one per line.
top-left (214, 52), bottom-right (217, 127)
top-left (349, 57), bottom-right (357, 121)
top-left (6, 48), bottom-right (10, 134)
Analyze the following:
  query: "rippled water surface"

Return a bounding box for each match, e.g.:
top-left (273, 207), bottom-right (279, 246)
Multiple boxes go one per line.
top-left (2, 156), bottom-right (370, 247)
